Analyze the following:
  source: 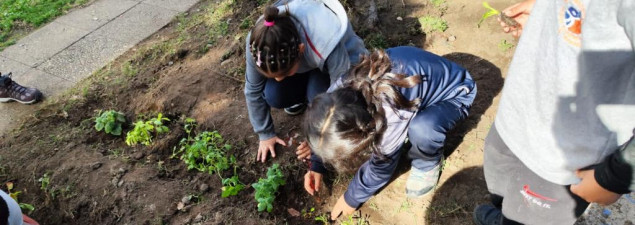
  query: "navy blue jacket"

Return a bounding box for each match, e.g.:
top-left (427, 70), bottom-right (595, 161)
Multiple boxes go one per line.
top-left (311, 46), bottom-right (477, 207)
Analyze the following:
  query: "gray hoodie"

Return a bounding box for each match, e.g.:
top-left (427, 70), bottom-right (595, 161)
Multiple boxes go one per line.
top-left (244, 0), bottom-right (368, 140)
top-left (495, 0), bottom-right (635, 185)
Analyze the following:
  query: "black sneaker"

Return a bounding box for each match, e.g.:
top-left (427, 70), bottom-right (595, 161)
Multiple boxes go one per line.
top-left (473, 204), bottom-right (502, 225)
top-left (0, 72), bottom-right (42, 104)
top-left (284, 103), bottom-right (306, 116)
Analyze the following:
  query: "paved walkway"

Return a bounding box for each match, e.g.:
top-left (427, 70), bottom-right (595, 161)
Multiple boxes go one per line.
top-left (0, 0), bottom-right (200, 136)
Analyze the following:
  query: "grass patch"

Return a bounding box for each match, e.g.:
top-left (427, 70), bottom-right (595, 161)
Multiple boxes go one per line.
top-left (365, 33), bottom-right (387, 49)
top-left (418, 16), bottom-right (448, 33)
top-left (205, 0), bottom-right (234, 46)
top-left (430, 0), bottom-right (445, 7)
top-left (0, 0), bottom-right (89, 50)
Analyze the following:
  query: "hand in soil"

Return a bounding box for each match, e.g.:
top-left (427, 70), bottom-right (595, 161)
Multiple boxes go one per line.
top-left (570, 169), bottom-right (621, 205)
top-left (304, 171), bottom-right (322, 195)
top-left (258, 136), bottom-right (287, 163)
top-left (296, 141), bottom-right (311, 160)
top-left (330, 195), bottom-right (356, 220)
top-left (499, 0), bottom-right (535, 38)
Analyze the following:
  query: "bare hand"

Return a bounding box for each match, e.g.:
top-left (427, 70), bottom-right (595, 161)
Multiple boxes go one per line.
top-left (330, 195), bottom-right (356, 220)
top-left (257, 136), bottom-right (286, 163)
top-left (304, 171), bottom-right (323, 195)
top-left (499, 0), bottom-right (535, 38)
top-left (570, 169), bottom-right (621, 205)
top-left (296, 141), bottom-right (311, 160)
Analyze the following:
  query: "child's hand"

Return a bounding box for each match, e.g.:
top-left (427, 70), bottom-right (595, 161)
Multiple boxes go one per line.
top-left (330, 195), bottom-right (356, 220)
top-left (499, 0), bottom-right (535, 38)
top-left (257, 136), bottom-right (287, 163)
top-left (570, 169), bottom-right (621, 205)
top-left (304, 171), bottom-right (322, 195)
top-left (296, 141), bottom-right (311, 160)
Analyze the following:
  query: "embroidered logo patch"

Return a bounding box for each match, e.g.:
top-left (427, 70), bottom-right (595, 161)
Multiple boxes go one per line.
top-left (558, 0), bottom-right (585, 47)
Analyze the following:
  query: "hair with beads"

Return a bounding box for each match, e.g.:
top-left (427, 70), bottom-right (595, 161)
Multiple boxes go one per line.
top-left (249, 6), bottom-right (301, 76)
top-left (303, 50), bottom-right (421, 174)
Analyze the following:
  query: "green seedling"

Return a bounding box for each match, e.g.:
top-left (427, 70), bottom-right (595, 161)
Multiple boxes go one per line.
top-left (221, 173), bottom-right (245, 198)
top-left (478, 2), bottom-right (519, 28)
top-left (95, 110), bottom-right (126, 136)
top-left (340, 211), bottom-right (370, 225)
top-left (418, 16), bottom-right (448, 33)
top-left (498, 39), bottom-right (515, 51)
top-left (253, 163), bottom-right (285, 212)
top-left (6, 182), bottom-right (35, 213)
top-left (315, 213), bottom-right (330, 225)
top-left (125, 113), bottom-right (170, 146)
top-left (38, 173), bottom-right (50, 192)
top-left (176, 130), bottom-right (233, 175)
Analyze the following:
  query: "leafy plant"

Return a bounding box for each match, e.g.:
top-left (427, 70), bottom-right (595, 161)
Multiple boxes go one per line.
top-left (177, 130), bottom-right (233, 174)
top-left (221, 173), bottom-right (245, 198)
top-left (95, 110), bottom-right (126, 136)
top-left (365, 33), bottom-right (387, 49)
top-left (5, 182), bottom-right (35, 213)
top-left (125, 113), bottom-right (170, 146)
top-left (253, 163), bottom-right (285, 212)
top-left (38, 173), bottom-right (50, 192)
top-left (478, 2), bottom-right (500, 28)
top-left (315, 213), bottom-right (330, 225)
top-left (418, 16), bottom-right (448, 33)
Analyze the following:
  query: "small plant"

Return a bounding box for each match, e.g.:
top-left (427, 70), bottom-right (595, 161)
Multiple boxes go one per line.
top-left (221, 173), bottom-right (245, 198)
top-left (315, 213), bottom-right (330, 225)
top-left (95, 110), bottom-right (126, 136)
top-left (239, 18), bottom-right (252, 29)
top-left (125, 113), bottom-right (170, 146)
top-left (38, 173), bottom-right (50, 192)
top-left (177, 130), bottom-right (233, 174)
top-left (5, 182), bottom-right (35, 213)
top-left (418, 16), bottom-right (448, 33)
top-left (430, 0), bottom-right (445, 7)
top-left (340, 211), bottom-right (370, 225)
top-left (498, 39), bottom-right (514, 51)
top-left (365, 33), bottom-right (387, 49)
top-left (478, 2), bottom-right (518, 28)
top-left (121, 61), bottom-right (138, 77)
top-left (252, 163), bottom-right (285, 213)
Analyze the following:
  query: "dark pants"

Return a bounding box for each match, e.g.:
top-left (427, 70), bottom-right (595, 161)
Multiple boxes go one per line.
top-left (407, 98), bottom-right (472, 172)
top-left (484, 125), bottom-right (589, 225)
top-left (263, 69), bottom-right (330, 109)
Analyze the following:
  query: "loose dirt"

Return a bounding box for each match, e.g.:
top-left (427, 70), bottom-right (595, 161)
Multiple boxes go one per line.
top-left (0, 0), bottom-right (518, 224)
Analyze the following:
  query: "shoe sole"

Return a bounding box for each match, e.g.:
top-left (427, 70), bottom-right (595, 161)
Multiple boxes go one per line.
top-left (0, 97), bottom-right (40, 104)
top-left (284, 107), bottom-right (306, 116)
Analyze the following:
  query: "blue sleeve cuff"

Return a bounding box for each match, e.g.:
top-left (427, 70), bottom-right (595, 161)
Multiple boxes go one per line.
top-left (257, 130), bottom-right (276, 141)
top-left (343, 189), bottom-right (363, 208)
top-left (310, 154), bottom-right (328, 174)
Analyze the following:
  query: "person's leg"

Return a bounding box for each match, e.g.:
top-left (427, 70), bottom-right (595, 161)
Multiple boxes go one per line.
top-left (262, 72), bottom-right (310, 109)
top-left (405, 100), bottom-right (469, 197)
top-left (476, 125), bottom-right (590, 225)
top-left (407, 100), bottom-right (469, 171)
top-left (305, 69), bottom-right (330, 103)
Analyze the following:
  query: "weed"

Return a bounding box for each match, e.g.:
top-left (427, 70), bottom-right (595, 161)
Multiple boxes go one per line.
top-left (95, 110), bottom-right (126, 136)
top-left (315, 213), bottom-right (330, 225)
top-left (5, 182), bottom-right (35, 213)
top-left (340, 211), bottom-right (370, 225)
top-left (365, 33), bottom-right (387, 49)
top-left (398, 199), bottom-right (413, 213)
top-left (121, 61), bottom-right (138, 77)
top-left (253, 163), bottom-right (285, 212)
top-left (478, 2), bottom-right (500, 28)
top-left (239, 18), bottom-right (253, 29)
top-left (125, 113), bottom-right (170, 146)
top-left (419, 16), bottom-right (448, 33)
top-left (498, 39), bottom-right (514, 51)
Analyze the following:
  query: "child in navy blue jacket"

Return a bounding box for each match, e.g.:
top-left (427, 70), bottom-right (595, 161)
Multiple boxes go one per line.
top-left (302, 46), bottom-right (476, 219)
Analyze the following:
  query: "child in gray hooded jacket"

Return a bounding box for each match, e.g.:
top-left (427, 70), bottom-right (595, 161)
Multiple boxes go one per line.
top-left (244, 0), bottom-right (367, 163)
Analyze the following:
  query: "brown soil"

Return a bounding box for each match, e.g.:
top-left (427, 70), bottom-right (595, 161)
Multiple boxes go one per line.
top-left (0, 0), bottom-right (515, 224)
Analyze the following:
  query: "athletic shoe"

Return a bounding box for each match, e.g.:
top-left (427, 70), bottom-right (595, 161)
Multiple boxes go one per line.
top-left (405, 163), bottom-right (440, 197)
top-left (0, 72), bottom-right (42, 104)
top-left (473, 204), bottom-right (503, 225)
top-left (284, 103), bottom-right (306, 116)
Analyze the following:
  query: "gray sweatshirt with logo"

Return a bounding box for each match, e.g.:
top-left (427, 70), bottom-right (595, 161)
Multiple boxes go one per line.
top-left (495, 0), bottom-right (635, 185)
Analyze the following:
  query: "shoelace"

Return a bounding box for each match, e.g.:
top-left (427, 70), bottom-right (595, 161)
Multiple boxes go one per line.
top-left (0, 72), bottom-right (29, 97)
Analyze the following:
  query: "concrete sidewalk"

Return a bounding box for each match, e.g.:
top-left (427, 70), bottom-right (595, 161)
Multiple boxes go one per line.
top-left (0, 0), bottom-right (200, 136)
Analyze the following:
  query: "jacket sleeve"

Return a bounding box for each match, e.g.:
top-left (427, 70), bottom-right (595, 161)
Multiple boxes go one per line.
top-left (244, 32), bottom-right (276, 141)
top-left (324, 42), bottom-right (352, 85)
top-left (343, 149), bottom-right (402, 208)
top-left (595, 129), bottom-right (635, 194)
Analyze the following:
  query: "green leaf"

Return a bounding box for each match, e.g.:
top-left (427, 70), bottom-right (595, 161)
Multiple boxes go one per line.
top-left (19, 203), bottom-right (34, 212)
top-left (95, 123), bottom-right (104, 131)
top-left (112, 126), bottom-right (122, 136)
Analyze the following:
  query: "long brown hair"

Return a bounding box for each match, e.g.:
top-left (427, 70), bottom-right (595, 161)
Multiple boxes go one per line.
top-left (249, 6), bottom-right (300, 75)
top-left (304, 50), bottom-right (421, 174)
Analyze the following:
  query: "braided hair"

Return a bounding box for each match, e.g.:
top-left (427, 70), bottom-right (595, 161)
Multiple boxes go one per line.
top-left (303, 50), bottom-right (421, 174)
top-left (249, 6), bottom-right (301, 76)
